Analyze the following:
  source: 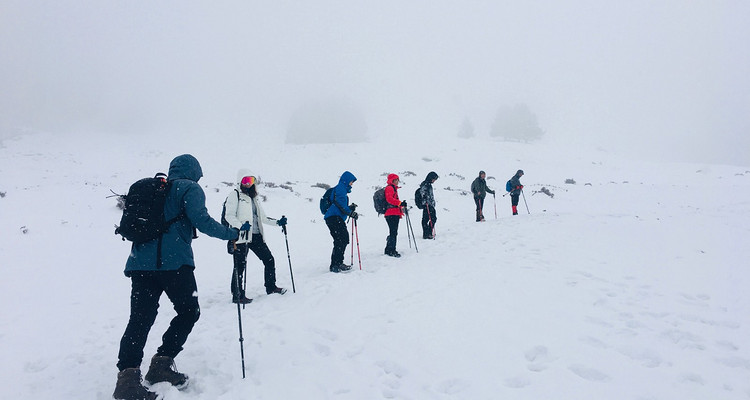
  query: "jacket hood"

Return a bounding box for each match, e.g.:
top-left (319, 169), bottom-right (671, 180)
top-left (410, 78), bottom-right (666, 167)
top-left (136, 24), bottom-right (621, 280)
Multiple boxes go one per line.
top-left (236, 168), bottom-right (256, 186)
top-left (387, 173), bottom-right (400, 186)
top-left (338, 171), bottom-right (357, 186)
top-left (168, 154), bottom-right (203, 182)
top-left (425, 171), bottom-right (439, 182)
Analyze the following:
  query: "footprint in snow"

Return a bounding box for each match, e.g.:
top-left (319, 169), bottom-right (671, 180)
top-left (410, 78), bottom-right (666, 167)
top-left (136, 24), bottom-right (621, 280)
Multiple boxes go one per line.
top-left (524, 345), bottom-right (554, 372)
top-left (504, 376), bottom-right (532, 388)
top-left (569, 364), bottom-right (611, 382)
top-left (435, 379), bottom-right (470, 394)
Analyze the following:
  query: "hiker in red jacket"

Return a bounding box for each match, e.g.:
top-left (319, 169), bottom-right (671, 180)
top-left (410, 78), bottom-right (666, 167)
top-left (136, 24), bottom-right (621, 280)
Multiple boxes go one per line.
top-left (384, 173), bottom-right (406, 258)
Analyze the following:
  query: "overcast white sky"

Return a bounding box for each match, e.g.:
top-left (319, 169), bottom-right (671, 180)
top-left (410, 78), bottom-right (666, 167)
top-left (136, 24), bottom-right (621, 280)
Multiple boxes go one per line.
top-left (1, 1), bottom-right (748, 164)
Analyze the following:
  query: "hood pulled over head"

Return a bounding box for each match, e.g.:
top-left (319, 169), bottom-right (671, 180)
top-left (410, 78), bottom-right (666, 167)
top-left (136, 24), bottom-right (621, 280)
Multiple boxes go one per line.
top-left (338, 171), bottom-right (357, 186)
top-left (168, 154), bottom-right (203, 182)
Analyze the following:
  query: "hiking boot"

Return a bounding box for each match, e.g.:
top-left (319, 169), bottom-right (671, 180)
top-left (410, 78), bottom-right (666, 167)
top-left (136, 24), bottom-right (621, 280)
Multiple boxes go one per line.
top-left (113, 368), bottom-right (157, 400)
top-left (423, 234), bottom-right (434, 239)
top-left (267, 286), bottom-right (287, 295)
top-left (330, 263), bottom-right (352, 273)
top-left (385, 250), bottom-right (401, 258)
top-left (144, 355), bottom-right (189, 389)
top-left (232, 295), bottom-right (253, 304)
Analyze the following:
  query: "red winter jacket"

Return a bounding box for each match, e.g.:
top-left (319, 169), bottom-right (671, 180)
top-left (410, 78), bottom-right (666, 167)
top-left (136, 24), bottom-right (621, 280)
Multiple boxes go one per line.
top-left (384, 173), bottom-right (403, 217)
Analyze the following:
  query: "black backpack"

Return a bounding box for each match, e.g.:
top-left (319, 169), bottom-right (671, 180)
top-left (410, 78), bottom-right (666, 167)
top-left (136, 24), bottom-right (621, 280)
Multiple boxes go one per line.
top-left (414, 185), bottom-right (425, 209)
top-left (115, 177), bottom-right (183, 244)
top-left (373, 187), bottom-right (388, 214)
top-left (319, 187), bottom-right (335, 215)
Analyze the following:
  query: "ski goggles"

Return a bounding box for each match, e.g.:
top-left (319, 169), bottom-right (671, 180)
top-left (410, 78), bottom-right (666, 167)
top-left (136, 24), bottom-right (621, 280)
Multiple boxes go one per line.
top-left (241, 176), bottom-right (256, 186)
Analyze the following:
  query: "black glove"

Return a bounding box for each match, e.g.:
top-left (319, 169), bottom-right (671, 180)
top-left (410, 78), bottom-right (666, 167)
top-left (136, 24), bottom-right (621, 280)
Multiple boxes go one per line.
top-left (350, 203), bottom-right (358, 212)
top-left (240, 222), bottom-right (251, 232)
top-left (349, 211), bottom-right (359, 220)
top-left (400, 200), bottom-right (407, 207)
top-left (276, 216), bottom-right (287, 226)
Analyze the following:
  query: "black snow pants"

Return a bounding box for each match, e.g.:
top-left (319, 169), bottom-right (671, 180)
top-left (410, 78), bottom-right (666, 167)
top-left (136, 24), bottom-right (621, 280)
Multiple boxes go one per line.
top-left (117, 265), bottom-right (200, 371)
top-left (325, 215), bottom-right (350, 267)
top-left (231, 233), bottom-right (277, 297)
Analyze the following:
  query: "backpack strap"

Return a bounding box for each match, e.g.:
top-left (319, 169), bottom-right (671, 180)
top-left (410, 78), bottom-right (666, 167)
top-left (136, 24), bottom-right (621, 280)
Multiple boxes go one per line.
top-left (331, 188), bottom-right (349, 217)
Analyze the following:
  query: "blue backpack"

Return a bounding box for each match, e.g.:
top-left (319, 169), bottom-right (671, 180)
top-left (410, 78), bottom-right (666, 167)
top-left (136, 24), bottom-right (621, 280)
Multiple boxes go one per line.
top-left (506, 179), bottom-right (513, 192)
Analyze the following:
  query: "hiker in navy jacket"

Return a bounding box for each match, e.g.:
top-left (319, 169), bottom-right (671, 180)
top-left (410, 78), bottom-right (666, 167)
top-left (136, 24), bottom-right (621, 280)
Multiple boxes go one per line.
top-left (419, 171), bottom-right (439, 239)
top-left (324, 171), bottom-right (357, 273)
top-left (508, 169), bottom-right (524, 215)
top-left (114, 154), bottom-right (240, 400)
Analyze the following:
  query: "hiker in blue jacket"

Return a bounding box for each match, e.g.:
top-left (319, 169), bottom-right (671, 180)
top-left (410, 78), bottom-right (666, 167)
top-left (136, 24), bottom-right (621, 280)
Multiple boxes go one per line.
top-left (114, 154), bottom-right (239, 400)
top-left (324, 171), bottom-right (358, 273)
top-left (508, 169), bottom-right (524, 215)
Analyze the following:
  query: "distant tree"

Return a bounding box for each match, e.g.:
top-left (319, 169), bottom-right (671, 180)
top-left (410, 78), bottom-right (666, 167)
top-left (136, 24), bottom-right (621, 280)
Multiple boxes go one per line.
top-left (286, 98), bottom-right (368, 144)
top-left (490, 103), bottom-right (544, 142)
top-left (457, 116), bottom-right (475, 139)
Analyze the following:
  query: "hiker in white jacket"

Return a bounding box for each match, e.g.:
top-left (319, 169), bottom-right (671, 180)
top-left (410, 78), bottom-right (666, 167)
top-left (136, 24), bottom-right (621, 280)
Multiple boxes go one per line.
top-left (223, 169), bottom-right (287, 304)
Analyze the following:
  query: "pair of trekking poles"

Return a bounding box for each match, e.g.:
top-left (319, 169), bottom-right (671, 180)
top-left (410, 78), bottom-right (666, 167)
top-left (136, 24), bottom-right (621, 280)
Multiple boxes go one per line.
top-left (484, 189), bottom-right (530, 215)
top-left (502, 189), bottom-right (530, 214)
top-left (234, 216), bottom-right (296, 379)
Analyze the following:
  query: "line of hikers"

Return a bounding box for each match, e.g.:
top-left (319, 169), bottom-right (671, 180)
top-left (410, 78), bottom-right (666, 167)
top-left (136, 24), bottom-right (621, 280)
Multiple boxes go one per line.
top-left (112, 154), bottom-right (524, 400)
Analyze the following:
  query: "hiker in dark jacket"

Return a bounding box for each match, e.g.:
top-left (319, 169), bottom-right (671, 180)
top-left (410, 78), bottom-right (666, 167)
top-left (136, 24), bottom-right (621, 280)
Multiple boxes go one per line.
top-left (419, 171), bottom-right (439, 239)
top-left (470, 170), bottom-right (495, 222)
top-left (324, 171), bottom-right (358, 273)
top-left (114, 154), bottom-right (240, 400)
top-left (508, 169), bottom-right (524, 215)
top-left (223, 169), bottom-right (288, 304)
top-left (384, 173), bottom-right (406, 257)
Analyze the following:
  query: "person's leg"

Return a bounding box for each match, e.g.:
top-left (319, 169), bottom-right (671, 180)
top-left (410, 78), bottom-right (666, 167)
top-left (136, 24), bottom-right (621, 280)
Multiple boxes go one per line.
top-left (155, 266), bottom-right (200, 360)
top-left (247, 235), bottom-right (277, 293)
top-left (421, 207), bottom-right (431, 238)
top-left (385, 216), bottom-right (400, 254)
top-left (326, 216), bottom-right (349, 267)
top-left (474, 197), bottom-right (482, 221)
top-left (511, 194), bottom-right (520, 215)
top-left (117, 271), bottom-right (162, 371)
top-left (231, 243), bottom-right (249, 300)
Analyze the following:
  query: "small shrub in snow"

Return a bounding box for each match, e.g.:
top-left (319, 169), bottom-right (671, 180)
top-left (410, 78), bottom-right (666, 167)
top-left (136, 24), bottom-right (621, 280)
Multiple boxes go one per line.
top-left (311, 183), bottom-right (331, 190)
top-left (565, 179), bottom-right (576, 185)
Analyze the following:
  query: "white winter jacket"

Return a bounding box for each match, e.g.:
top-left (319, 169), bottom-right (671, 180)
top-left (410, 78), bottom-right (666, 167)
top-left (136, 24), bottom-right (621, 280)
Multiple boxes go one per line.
top-left (223, 169), bottom-right (277, 244)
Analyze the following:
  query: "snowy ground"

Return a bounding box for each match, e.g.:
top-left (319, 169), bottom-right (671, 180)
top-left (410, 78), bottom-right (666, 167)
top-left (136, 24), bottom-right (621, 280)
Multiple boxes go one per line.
top-left (1, 132), bottom-right (749, 399)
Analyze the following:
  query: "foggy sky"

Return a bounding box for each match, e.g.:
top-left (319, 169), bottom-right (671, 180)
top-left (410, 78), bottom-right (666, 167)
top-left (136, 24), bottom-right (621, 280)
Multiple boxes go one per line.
top-left (1, 1), bottom-right (748, 164)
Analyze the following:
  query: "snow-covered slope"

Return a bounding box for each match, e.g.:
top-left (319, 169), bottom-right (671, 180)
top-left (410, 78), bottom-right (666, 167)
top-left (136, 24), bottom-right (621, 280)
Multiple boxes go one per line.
top-left (1, 132), bottom-right (748, 399)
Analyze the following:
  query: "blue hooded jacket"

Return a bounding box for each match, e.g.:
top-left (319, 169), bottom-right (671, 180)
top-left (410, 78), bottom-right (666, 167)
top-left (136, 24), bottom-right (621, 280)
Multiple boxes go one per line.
top-left (124, 154), bottom-right (239, 275)
top-left (324, 171), bottom-right (357, 220)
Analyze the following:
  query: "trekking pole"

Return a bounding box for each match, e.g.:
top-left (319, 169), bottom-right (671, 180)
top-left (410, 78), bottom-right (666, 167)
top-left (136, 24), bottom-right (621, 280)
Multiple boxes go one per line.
top-left (404, 208), bottom-right (412, 249)
top-left (354, 218), bottom-right (363, 270)
top-left (280, 217), bottom-right (296, 293)
top-left (493, 194), bottom-right (497, 219)
top-left (405, 208), bottom-right (419, 253)
top-left (521, 189), bottom-right (530, 214)
top-left (242, 264), bottom-right (247, 310)
top-left (350, 218), bottom-right (354, 266)
top-left (234, 269), bottom-right (246, 379)
top-left (426, 206), bottom-right (435, 239)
